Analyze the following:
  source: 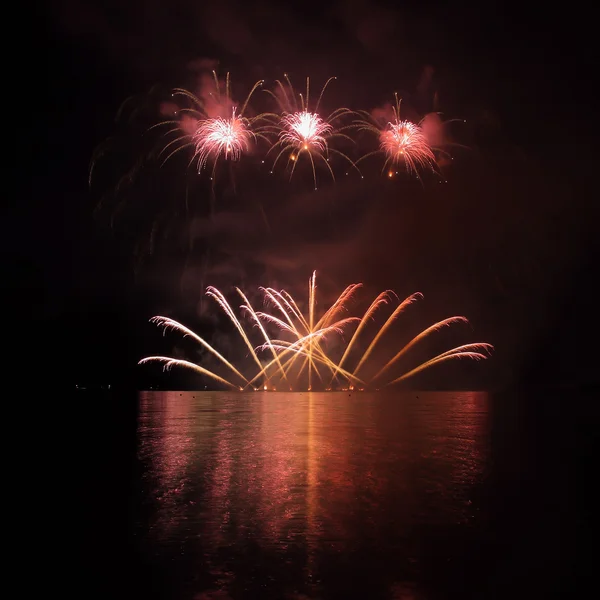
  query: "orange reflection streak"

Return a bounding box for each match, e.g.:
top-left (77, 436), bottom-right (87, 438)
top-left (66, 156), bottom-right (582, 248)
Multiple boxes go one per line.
top-left (254, 397), bottom-right (307, 541)
top-left (305, 392), bottom-right (318, 580)
top-left (138, 392), bottom-right (195, 537)
top-left (205, 407), bottom-right (235, 549)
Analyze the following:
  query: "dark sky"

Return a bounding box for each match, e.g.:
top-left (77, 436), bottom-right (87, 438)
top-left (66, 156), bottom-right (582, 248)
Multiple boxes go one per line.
top-left (17, 0), bottom-right (596, 388)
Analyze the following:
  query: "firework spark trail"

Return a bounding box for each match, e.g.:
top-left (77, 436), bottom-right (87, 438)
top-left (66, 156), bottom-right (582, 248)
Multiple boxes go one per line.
top-left (293, 312), bottom-right (359, 388)
top-left (244, 330), bottom-right (328, 389)
top-left (277, 316), bottom-right (360, 373)
top-left (171, 87), bottom-right (206, 117)
top-left (354, 93), bottom-right (438, 178)
top-left (254, 318), bottom-right (363, 384)
top-left (288, 274), bottom-right (358, 389)
top-left (253, 310), bottom-right (295, 335)
top-left (308, 271), bottom-right (317, 389)
top-left (329, 290), bottom-right (395, 384)
top-left (254, 314), bottom-right (359, 381)
top-left (236, 288), bottom-right (341, 390)
top-left (206, 286), bottom-right (264, 372)
top-left (308, 280), bottom-right (363, 389)
top-left (140, 273), bottom-right (492, 390)
top-left (370, 316), bottom-right (470, 383)
top-left (269, 74), bottom-right (338, 116)
top-left (262, 341), bottom-right (364, 385)
top-left (428, 342), bottom-right (494, 363)
top-left (236, 287), bottom-right (290, 383)
top-left (261, 284), bottom-right (349, 386)
top-left (148, 316), bottom-right (247, 383)
top-left (316, 283), bottom-right (363, 329)
top-left (262, 286), bottom-right (314, 380)
top-left (260, 287), bottom-right (302, 334)
top-left (244, 342), bottom-right (301, 389)
top-left (264, 289), bottom-right (308, 332)
top-left (280, 290), bottom-right (311, 332)
top-left (139, 357), bottom-right (239, 389)
top-left (260, 286), bottom-right (321, 384)
top-left (353, 292), bottom-right (424, 377)
top-left (259, 286), bottom-right (328, 376)
top-left (309, 271), bottom-right (316, 332)
top-left (385, 349), bottom-right (492, 387)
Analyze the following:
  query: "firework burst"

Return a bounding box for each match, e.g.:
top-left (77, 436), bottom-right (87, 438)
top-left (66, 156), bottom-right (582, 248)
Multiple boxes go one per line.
top-left (192, 107), bottom-right (254, 172)
top-left (153, 71), bottom-right (272, 182)
top-left (140, 271), bottom-right (493, 391)
top-left (263, 75), bottom-right (362, 190)
top-left (354, 93), bottom-right (439, 179)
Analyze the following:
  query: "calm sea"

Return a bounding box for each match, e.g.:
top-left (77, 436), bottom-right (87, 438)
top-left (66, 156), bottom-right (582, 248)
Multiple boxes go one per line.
top-left (70, 389), bottom-right (585, 600)
top-left (137, 391), bottom-right (488, 599)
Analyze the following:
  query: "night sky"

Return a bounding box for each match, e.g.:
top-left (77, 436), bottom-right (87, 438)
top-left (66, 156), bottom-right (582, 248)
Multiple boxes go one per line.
top-left (19, 1), bottom-right (596, 389)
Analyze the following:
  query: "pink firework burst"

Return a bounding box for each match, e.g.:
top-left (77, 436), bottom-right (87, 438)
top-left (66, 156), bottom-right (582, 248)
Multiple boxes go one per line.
top-left (379, 119), bottom-right (436, 176)
top-left (193, 108), bottom-right (254, 174)
top-left (152, 72), bottom-right (270, 182)
top-left (280, 111), bottom-right (332, 154)
top-left (264, 74), bottom-right (361, 189)
top-left (354, 93), bottom-right (438, 178)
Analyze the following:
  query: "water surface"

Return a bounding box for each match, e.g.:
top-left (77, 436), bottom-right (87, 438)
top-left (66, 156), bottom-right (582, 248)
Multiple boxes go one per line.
top-left (132, 391), bottom-right (489, 599)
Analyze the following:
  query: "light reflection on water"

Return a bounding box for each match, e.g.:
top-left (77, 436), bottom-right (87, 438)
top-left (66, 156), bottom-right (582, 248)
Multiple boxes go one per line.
top-left (136, 391), bottom-right (489, 599)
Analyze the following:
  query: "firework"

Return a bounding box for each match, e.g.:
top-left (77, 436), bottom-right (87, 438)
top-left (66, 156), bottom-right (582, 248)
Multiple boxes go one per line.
top-left (354, 93), bottom-right (438, 179)
top-left (263, 75), bottom-right (362, 189)
top-left (153, 71), bottom-right (272, 181)
top-left (192, 108), bottom-right (253, 172)
top-left (140, 272), bottom-right (493, 391)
